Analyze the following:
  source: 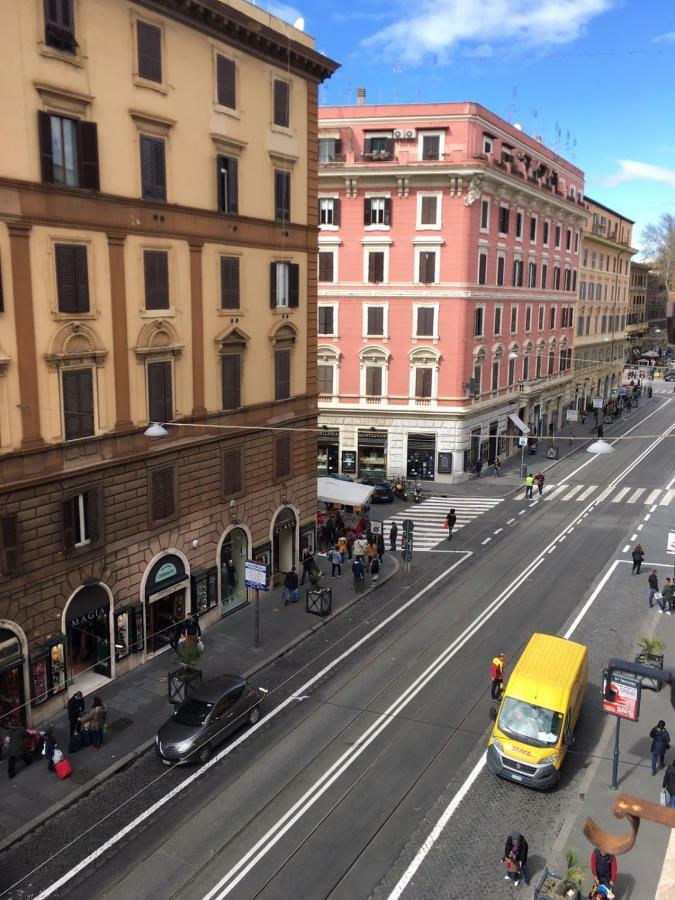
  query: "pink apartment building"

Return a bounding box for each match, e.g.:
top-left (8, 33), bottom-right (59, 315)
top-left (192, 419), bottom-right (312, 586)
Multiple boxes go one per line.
top-left (316, 99), bottom-right (586, 483)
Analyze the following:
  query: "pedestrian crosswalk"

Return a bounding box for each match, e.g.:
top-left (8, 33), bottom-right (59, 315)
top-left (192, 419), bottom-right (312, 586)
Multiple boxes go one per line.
top-left (383, 496), bottom-right (504, 551)
top-left (519, 483), bottom-right (675, 506)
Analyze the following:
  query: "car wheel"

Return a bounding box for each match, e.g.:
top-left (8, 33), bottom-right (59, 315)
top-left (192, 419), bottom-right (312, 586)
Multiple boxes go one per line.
top-left (248, 705), bottom-right (261, 726)
top-left (196, 743), bottom-right (212, 765)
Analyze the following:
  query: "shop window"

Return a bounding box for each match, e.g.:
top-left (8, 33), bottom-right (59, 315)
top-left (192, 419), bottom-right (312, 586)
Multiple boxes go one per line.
top-left (275, 433), bottom-right (291, 479)
top-left (149, 466), bottom-right (177, 525)
top-left (407, 433), bottom-right (436, 480)
top-left (63, 486), bottom-right (102, 551)
top-left (0, 514), bottom-right (20, 576)
top-left (30, 638), bottom-right (66, 706)
top-left (222, 448), bottom-right (243, 497)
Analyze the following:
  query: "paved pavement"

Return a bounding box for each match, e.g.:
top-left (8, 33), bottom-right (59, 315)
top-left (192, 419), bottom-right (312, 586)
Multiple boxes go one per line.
top-left (0, 550), bottom-right (397, 850)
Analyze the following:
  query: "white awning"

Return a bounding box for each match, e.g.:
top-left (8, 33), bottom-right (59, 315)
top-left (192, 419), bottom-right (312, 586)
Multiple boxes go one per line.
top-left (508, 413), bottom-right (530, 434)
top-left (317, 478), bottom-right (374, 507)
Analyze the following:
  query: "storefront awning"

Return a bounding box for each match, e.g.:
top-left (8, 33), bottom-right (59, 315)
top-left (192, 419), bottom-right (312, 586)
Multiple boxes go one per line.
top-left (508, 413), bottom-right (530, 434)
top-left (317, 478), bottom-right (374, 508)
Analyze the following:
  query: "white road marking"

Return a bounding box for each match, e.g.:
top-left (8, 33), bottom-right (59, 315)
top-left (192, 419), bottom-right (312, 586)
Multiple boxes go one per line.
top-left (384, 497), bottom-right (504, 550)
top-left (481, 538), bottom-right (491, 545)
top-left (594, 486), bottom-right (615, 503)
top-left (559, 535), bottom-right (567, 542)
top-left (626, 488), bottom-right (645, 504)
top-left (644, 514), bottom-right (651, 522)
top-left (631, 533), bottom-right (638, 540)
top-left (660, 490), bottom-right (675, 506)
top-left (622, 544), bottom-right (630, 553)
top-left (547, 547), bottom-right (556, 554)
top-left (645, 490), bottom-right (661, 506)
top-left (494, 528), bottom-right (503, 534)
top-left (518, 509), bottom-right (526, 516)
top-left (576, 485), bottom-right (597, 502)
top-left (560, 485), bottom-right (584, 501)
top-left (637, 524), bottom-right (644, 531)
top-left (667, 472), bottom-right (675, 491)
top-left (651, 504), bottom-right (658, 513)
top-left (544, 484), bottom-right (569, 501)
top-left (506, 518), bottom-right (516, 524)
top-left (612, 487), bottom-right (630, 503)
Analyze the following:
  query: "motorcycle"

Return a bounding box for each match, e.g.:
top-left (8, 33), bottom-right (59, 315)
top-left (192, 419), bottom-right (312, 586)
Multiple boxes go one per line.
top-left (393, 478), bottom-right (407, 501)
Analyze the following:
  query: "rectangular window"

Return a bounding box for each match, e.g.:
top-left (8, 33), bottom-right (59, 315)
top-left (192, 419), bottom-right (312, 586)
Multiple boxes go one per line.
top-left (274, 169), bottom-right (291, 223)
top-left (415, 368), bottom-right (432, 398)
top-left (274, 349), bottom-right (291, 400)
top-left (364, 197), bottom-right (391, 226)
top-left (62, 368), bottom-right (94, 440)
top-left (550, 306), bottom-right (556, 329)
top-left (421, 134), bottom-right (441, 160)
top-left (367, 251), bottom-right (385, 283)
top-left (548, 351), bottom-right (555, 375)
top-left (55, 244), bottom-right (89, 313)
top-left (527, 261), bottom-right (536, 288)
top-left (493, 306), bottom-right (502, 335)
top-left (496, 255), bottom-right (505, 287)
top-left (217, 155), bottom-right (238, 214)
top-left (530, 216), bottom-right (537, 242)
top-left (515, 212), bottom-right (523, 239)
top-left (220, 256), bottom-right (240, 309)
top-left (491, 361), bottom-right (499, 391)
top-left (543, 221), bottom-right (549, 246)
top-left (553, 266), bottom-right (561, 290)
top-left (222, 449), bottom-right (242, 496)
top-left (275, 434), bottom-right (291, 478)
top-left (418, 250), bottom-right (437, 284)
top-left (525, 305), bottom-right (532, 332)
top-left (137, 20), bottom-right (162, 82)
top-left (270, 261), bottom-right (299, 308)
top-left (216, 55), bottom-right (236, 109)
top-left (510, 305), bottom-right (517, 333)
top-left (555, 224), bottom-right (561, 249)
top-left (478, 251), bottom-right (488, 285)
top-left (536, 354), bottom-right (542, 378)
top-left (574, 231), bottom-right (579, 253)
top-left (541, 263), bottom-right (547, 289)
top-left (319, 138), bottom-right (342, 163)
top-left (364, 135), bottom-right (393, 158)
top-left (563, 268), bottom-right (571, 291)
top-left (140, 135), bottom-right (166, 201)
top-left (538, 305), bottom-right (544, 330)
top-left (481, 199), bottom-right (490, 230)
top-left (591, 251), bottom-right (596, 269)
top-left (568, 307), bottom-right (574, 329)
top-left (319, 197), bottom-right (340, 226)
top-left (512, 259), bottom-right (523, 287)
top-left (577, 316), bottom-right (584, 337)
top-left (366, 306), bottom-right (384, 336)
top-left (318, 364), bottom-right (334, 394)
top-left (483, 134), bottom-right (493, 154)
top-left (416, 307), bottom-right (435, 337)
top-left (147, 360), bottom-right (173, 423)
top-left (43, 114), bottom-right (77, 187)
top-left (583, 248), bottom-right (588, 266)
top-left (566, 228), bottom-right (572, 251)
top-left (601, 315), bottom-right (607, 333)
top-left (273, 79), bottom-right (290, 127)
top-left (522, 355), bottom-right (529, 381)
top-left (474, 306), bottom-right (484, 336)
top-left (420, 195), bottom-right (438, 226)
top-left (499, 206), bottom-right (509, 234)
top-left (150, 467), bottom-right (176, 525)
top-left (221, 354), bottom-right (241, 410)
top-left (318, 306), bottom-right (334, 335)
top-left (579, 281), bottom-right (586, 300)
top-left (365, 366), bottom-right (382, 397)
top-left (0, 515), bottom-right (20, 576)
top-left (508, 357), bottom-right (516, 386)
top-left (561, 307), bottom-right (567, 327)
top-left (63, 488), bottom-right (100, 550)
top-left (44, 0), bottom-right (76, 52)
top-left (143, 250), bottom-right (169, 310)
top-left (318, 251), bottom-right (334, 282)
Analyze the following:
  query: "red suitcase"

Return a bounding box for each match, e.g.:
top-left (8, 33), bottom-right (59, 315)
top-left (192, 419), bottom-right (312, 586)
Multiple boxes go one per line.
top-left (55, 758), bottom-right (72, 779)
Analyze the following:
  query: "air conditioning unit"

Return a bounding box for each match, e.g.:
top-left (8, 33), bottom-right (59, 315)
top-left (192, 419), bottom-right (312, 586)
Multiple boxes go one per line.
top-left (393, 129), bottom-right (404, 139)
top-left (405, 129), bottom-right (416, 138)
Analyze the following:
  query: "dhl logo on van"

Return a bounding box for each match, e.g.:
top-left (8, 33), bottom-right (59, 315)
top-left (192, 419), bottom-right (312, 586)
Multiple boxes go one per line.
top-left (504, 743), bottom-right (535, 758)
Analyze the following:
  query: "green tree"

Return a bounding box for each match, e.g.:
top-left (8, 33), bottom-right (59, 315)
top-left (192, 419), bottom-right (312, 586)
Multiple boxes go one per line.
top-left (642, 213), bottom-right (675, 287)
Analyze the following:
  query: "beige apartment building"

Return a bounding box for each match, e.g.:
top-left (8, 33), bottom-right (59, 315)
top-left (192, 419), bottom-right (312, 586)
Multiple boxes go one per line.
top-left (0, 0), bottom-right (336, 726)
top-left (626, 260), bottom-right (650, 354)
top-left (573, 198), bottom-right (634, 408)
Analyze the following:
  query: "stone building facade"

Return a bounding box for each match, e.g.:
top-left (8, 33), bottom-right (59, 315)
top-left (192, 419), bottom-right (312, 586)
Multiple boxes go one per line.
top-left (0, 0), bottom-right (336, 725)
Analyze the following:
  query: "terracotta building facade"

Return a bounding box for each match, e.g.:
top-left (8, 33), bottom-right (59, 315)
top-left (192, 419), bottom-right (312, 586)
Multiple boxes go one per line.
top-left (316, 100), bottom-right (585, 482)
top-left (0, 0), bottom-right (336, 726)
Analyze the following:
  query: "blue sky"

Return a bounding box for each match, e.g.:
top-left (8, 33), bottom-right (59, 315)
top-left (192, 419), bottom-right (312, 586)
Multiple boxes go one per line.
top-left (257, 0), bottom-right (675, 249)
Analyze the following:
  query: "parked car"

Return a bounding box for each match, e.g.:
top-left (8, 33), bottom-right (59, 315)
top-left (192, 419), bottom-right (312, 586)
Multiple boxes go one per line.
top-left (358, 479), bottom-right (395, 503)
top-left (155, 675), bottom-right (264, 765)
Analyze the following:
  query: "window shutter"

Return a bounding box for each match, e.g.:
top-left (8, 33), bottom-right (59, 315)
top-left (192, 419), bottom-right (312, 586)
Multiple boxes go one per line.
top-left (216, 55), bottom-right (236, 109)
top-left (275, 349), bottom-right (291, 400)
top-left (275, 435), bottom-right (291, 478)
top-left (144, 250), bottom-right (169, 310)
top-left (333, 197), bottom-right (341, 227)
top-left (275, 170), bottom-right (290, 223)
top-left (363, 198), bottom-right (372, 226)
top-left (86, 487), bottom-right (100, 544)
top-left (417, 307), bottom-right (434, 336)
top-left (55, 245), bottom-right (77, 313)
top-left (288, 263), bottom-right (300, 307)
top-left (366, 366), bottom-right (382, 396)
top-left (273, 80), bottom-right (289, 127)
top-left (63, 369), bottom-right (94, 440)
top-left (140, 136), bottom-right (166, 201)
top-left (374, 252), bottom-right (384, 283)
top-left (223, 449), bottom-right (242, 495)
top-left (415, 368), bottom-right (424, 396)
top-left (78, 122), bottom-right (100, 190)
top-left (137, 21), bottom-right (162, 83)
top-left (318, 365), bottom-right (333, 394)
top-left (151, 467), bottom-right (175, 522)
top-left (38, 111), bottom-right (55, 183)
top-left (270, 262), bottom-right (278, 308)
top-left (0, 515), bottom-right (20, 576)
top-left (221, 354), bottom-right (241, 410)
top-left (148, 361), bottom-right (172, 422)
top-left (363, 137), bottom-right (372, 156)
top-left (384, 197), bottom-right (392, 226)
top-left (62, 497), bottom-right (75, 549)
top-left (318, 252), bottom-right (333, 282)
top-left (227, 156), bottom-right (238, 214)
top-left (217, 156), bottom-right (226, 213)
top-left (220, 257), bottom-right (240, 309)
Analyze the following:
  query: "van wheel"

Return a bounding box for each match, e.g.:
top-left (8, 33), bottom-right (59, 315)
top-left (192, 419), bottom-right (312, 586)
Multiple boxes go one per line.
top-left (248, 705), bottom-right (261, 726)
top-left (196, 743), bottom-right (212, 765)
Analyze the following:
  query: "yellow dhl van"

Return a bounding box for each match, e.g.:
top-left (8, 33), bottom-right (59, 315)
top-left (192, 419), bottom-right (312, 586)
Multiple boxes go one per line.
top-left (487, 633), bottom-right (588, 790)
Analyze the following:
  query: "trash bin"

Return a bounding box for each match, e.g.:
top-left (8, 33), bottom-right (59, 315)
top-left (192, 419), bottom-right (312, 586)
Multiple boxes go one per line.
top-left (545, 446), bottom-right (559, 460)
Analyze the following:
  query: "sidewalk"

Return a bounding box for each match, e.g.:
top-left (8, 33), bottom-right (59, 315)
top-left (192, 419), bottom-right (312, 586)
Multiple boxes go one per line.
top-left (0, 550), bottom-right (398, 849)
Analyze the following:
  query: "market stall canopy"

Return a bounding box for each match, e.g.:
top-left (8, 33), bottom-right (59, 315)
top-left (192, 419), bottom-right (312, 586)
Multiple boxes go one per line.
top-left (508, 413), bottom-right (530, 434)
top-left (317, 478), bottom-right (374, 507)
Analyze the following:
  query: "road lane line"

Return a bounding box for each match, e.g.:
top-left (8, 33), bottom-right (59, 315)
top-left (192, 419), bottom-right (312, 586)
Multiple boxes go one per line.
top-left (622, 544), bottom-right (630, 553)
top-left (518, 509), bottom-right (526, 515)
top-left (626, 488), bottom-right (645, 504)
top-left (637, 524), bottom-right (644, 531)
top-left (644, 514), bottom-right (651, 521)
top-left (646, 490), bottom-right (661, 505)
top-left (494, 528), bottom-right (503, 534)
top-left (612, 487), bottom-right (630, 503)
top-left (576, 485), bottom-right (597, 502)
top-left (481, 538), bottom-right (491, 545)
top-left (506, 518), bottom-right (516, 524)
top-left (651, 504), bottom-right (658, 513)
top-left (631, 533), bottom-right (638, 540)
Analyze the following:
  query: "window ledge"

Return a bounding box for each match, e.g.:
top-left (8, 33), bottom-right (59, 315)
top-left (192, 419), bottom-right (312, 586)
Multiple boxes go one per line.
top-left (213, 103), bottom-right (241, 120)
top-left (270, 123), bottom-right (293, 138)
top-left (272, 307), bottom-right (297, 316)
top-left (217, 308), bottom-right (246, 316)
top-left (51, 311), bottom-right (99, 322)
top-left (132, 75), bottom-right (169, 95)
top-left (37, 43), bottom-right (84, 68)
top-left (140, 308), bottom-right (176, 318)
top-left (416, 224), bottom-right (441, 231)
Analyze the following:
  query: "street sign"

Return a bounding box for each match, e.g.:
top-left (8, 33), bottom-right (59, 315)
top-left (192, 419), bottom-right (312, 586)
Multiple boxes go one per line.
top-left (402, 519), bottom-right (415, 532)
top-left (593, 398), bottom-right (604, 409)
top-left (402, 531), bottom-right (414, 560)
top-left (244, 560), bottom-right (269, 591)
top-left (566, 409), bottom-right (578, 423)
top-left (370, 520), bottom-right (382, 536)
top-left (668, 530), bottom-right (675, 555)
top-left (602, 670), bottom-right (641, 721)
top-left (518, 436), bottom-right (528, 447)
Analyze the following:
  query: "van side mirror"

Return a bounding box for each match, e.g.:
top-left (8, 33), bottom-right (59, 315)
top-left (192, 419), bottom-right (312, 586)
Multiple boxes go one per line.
top-left (489, 706), bottom-right (498, 721)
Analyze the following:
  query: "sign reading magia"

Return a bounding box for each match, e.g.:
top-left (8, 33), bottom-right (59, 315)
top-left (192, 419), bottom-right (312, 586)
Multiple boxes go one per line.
top-left (602, 670), bottom-right (641, 722)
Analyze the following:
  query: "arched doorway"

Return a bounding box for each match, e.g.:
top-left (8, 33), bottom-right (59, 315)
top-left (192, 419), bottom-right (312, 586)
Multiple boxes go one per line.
top-left (0, 624), bottom-right (27, 727)
top-left (64, 585), bottom-right (113, 691)
top-left (143, 552), bottom-right (190, 654)
top-left (272, 507), bottom-right (297, 583)
top-left (219, 527), bottom-right (249, 615)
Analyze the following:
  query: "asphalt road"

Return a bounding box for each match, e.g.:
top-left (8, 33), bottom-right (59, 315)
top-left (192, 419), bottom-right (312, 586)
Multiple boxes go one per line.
top-left (2, 389), bottom-right (673, 900)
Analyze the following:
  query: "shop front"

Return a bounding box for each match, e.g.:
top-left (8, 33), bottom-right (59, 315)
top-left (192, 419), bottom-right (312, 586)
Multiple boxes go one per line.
top-left (317, 430), bottom-right (340, 477)
top-left (29, 636), bottom-right (67, 709)
top-left (406, 433), bottom-right (436, 481)
top-left (114, 605), bottom-right (144, 674)
top-left (65, 585), bottom-right (113, 683)
top-left (0, 628), bottom-right (27, 727)
top-left (144, 554), bottom-right (190, 655)
top-left (272, 507), bottom-right (297, 584)
top-left (220, 526), bottom-right (249, 616)
top-left (358, 430), bottom-right (387, 481)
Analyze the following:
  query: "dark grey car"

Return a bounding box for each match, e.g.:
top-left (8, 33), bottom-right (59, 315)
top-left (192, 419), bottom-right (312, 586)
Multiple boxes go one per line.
top-left (155, 675), bottom-right (263, 765)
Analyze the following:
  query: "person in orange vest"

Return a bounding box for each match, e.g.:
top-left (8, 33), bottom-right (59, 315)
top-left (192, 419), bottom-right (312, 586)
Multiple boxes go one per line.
top-left (491, 653), bottom-right (505, 700)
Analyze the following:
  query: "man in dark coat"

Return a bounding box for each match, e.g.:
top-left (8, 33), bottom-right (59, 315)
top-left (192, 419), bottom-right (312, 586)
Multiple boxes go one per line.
top-left (663, 759), bottom-right (675, 808)
top-left (283, 567), bottom-right (299, 605)
top-left (67, 691), bottom-right (85, 739)
top-left (650, 720), bottom-right (671, 774)
top-left (590, 848), bottom-right (616, 890)
top-left (446, 509), bottom-right (457, 541)
top-left (6, 724), bottom-right (31, 779)
top-left (501, 832), bottom-right (530, 886)
top-left (300, 548), bottom-right (313, 586)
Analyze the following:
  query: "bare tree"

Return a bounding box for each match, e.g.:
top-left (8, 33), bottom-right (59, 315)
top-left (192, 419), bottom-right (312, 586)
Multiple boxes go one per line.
top-left (642, 213), bottom-right (675, 287)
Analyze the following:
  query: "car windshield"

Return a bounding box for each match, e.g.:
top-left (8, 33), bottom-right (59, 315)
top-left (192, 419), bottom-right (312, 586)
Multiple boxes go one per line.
top-left (172, 698), bottom-right (213, 727)
top-left (498, 698), bottom-right (563, 747)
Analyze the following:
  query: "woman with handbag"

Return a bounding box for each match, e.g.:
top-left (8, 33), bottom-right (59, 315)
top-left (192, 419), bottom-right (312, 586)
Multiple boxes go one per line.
top-left (81, 697), bottom-right (107, 750)
top-left (501, 832), bottom-right (530, 886)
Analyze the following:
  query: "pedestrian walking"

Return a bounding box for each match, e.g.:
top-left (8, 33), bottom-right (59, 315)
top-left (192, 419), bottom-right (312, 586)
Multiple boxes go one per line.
top-left (352, 557), bottom-right (365, 592)
top-left (631, 543), bottom-right (644, 575)
top-left (534, 471), bottom-right (545, 496)
top-left (338, 535), bottom-right (347, 563)
top-left (389, 522), bottom-right (398, 553)
top-left (5, 723), bottom-right (31, 779)
top-left (524, 472), bottom-right (534, 499)
top-left (370, 556), bottom-right (380, 583)
top-left (300, 548), bottom-right (313, 586)
top-left (67, 691), bottom-right (85, 740)
top-left (376, 533), bottom-right (385, 562)
top-left (330, 546), bottom-right (342, 578)
top-left (283, 567), bottom-right (299, 605)
top-left (493, 457), bottom-right (501, 477)
top-left (597, 423), bottom-right (604, 438)
top-left (663, 759), bottom-right (675, 808)
top-left (353, 535), bottom-right (368, 565)
top-left (662, 577), bottom-right (674, 614)
top-left (491, 653), bottom-right (505, 700)
top-left (650, 720), bottom-right (671, 775)
top-left (366, 540), bottom-right (378, 572)
top-left (44, 726), bottom-right (57, 771)
top-left (169, 615), bottom-right (182, 651)
top-left (476, 458), bottom-right (483, 478)
top-left (81, 697), bottom-right (106, 750)
top-left (648, 385), bottom-right (653, 398)
top-left (501, 832), bottom-right (530, 886)
top-left (648, 569), bottom-right (660, 606)
top-left (446, 509), bottom-right (457, 541)
top-left (590, 848), bottom-right (617, 892)
top-left (184, 614), bottom-right (202, 647)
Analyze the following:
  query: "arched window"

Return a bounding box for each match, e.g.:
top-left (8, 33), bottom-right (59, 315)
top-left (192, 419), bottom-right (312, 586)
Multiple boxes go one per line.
top-left (409, 347), bottom-right (440, 404)
top-left (359, 346), bottom-right (390, 403)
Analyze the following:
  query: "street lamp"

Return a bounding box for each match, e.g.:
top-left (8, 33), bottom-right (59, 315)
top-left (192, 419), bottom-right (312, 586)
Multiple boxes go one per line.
top-left (144, 422), bottom-right (169, 438)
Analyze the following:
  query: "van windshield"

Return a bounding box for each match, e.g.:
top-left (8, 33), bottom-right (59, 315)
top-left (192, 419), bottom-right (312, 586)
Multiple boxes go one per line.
top-left (498, 698), bottom-right (563, 747)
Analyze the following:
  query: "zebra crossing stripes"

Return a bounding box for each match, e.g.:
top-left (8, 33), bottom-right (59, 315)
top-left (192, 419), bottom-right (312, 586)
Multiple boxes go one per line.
top-left (627, 488), bottom-right (645, 504)
top-left (594, 486), bottom-right (615, 503)
top-left (611, 488), bottom-right (630, 503)
top-left (661, 490), bottom-right (675, 506)
top-left (383, 495), bottom-right (504, 551)
top-left (576, 485), bottom-right (597, 502)
top-left (534, 484), bottom-right (675, 506)
top-left (560, 485), bottom-right (583, 501)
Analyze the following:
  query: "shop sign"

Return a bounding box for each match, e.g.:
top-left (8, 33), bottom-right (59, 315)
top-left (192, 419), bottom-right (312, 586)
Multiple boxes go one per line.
top-left (593, 398), bottom-right (604, 409)
top-left (341, 451), bottom-right (357, 474)
top-left (245, 560), bottom-right (269, 591)
top-left (156, 562), bottom-right (178, 583)
top-left (68, 606), bottom-right (108, 628)
top-left (565, 409), bottom-right (578, 423)
top-left (602, 670), bottom-right (641, 722)
top-left (437, 452), bottom-right (452, 475)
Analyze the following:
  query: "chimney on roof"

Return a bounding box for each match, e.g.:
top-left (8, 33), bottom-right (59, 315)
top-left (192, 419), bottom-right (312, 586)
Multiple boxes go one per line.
top-left (356, 87), bottom-right (366, 106)
top-left (535, 135), bottom-right (542, 143)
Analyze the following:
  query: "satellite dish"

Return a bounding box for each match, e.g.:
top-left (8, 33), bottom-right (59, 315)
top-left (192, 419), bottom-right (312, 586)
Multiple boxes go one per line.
top-left (293, 16), bottom-right (305, 31)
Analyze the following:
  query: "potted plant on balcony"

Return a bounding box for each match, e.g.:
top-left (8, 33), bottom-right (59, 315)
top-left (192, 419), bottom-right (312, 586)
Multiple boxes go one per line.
top-left (534, 849), bottom-right (587, 899)
top-left (635, 635), bottom-right (665, 691)
top-left (168, 639), bottom-right (204, 705)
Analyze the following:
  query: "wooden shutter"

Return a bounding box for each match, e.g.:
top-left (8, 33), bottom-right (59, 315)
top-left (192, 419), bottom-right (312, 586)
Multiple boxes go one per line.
top-left (270, 262), bottom-right (278, 308)
top-left (151, 467), bottom-right (176, 522)
top-left (221, 354), bottom-right (241, 410)
top-left (56, 244), bottom-right (89, 313)
top-left (220, 257), bottom-right (240, 309)
top-left (147, 361), bottom-right (172, 422)
top-left (415, 368), bottom-right (432, 397)
top-left (419, 251), bottom-right (435, 284)
top-left (63, 369), bottom-right (94, 440)
top-left (62, 496), bottom-right (75, 549)
top-left (333, 197), bottom-right (341, 227)
top-left (275, 349), bottom-right (291, 401)
top-left (367, 307), bottom-right (383, 335)
top-left (0, 515), bottom-right (20, 576)
top-left (78, 122), bottom-right (99, 190)
top-left (140, 136), bottom-right (166, 201)
top-left (288, 263), bottom-right (300, 307)
top-left (44, 0), bottom-right (76, 51)
top-left (417, 308), bottom-right (434, 337)
top-left (38, 111), bottom-right (55, 183)
top-left (275, 434), bottom-right (291, 478)
top-left (383, 197), bottom-right (392, 226)
top-left (363, 198), bottom-right (372, 226)
top-left (368, 252), bottom-right (384, 283)
top-left (365, 366), bottom-right (382, 396)
top-left (318, 365), bottom-right (333, 394)
top-left (421, 196), bottom-right (436, 225)
top-left (137, 21), bottom-right (162, 82)
top-left (363, 137), bottom-right (372, 156)
top-left (275, 170), bottom-right (290, 222)
top-left (144, 250), bottom-right (169, 310)
top-left (222, 449), bottom-right (242, 496)
top-left (227, 157), bottom-right (238, 214)
top-left (86, 486), bottom-right (101, 544)
top-left (318, 307), bottom-right (333, 334)
top-left (318, 252), bottom-right (333, 282)
top-left (217, 55), bottom-right (236, 109)
top-left (273, 80), bottom-right (289, 127)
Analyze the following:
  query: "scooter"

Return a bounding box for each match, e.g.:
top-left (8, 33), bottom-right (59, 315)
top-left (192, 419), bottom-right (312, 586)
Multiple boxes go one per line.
top-left (393, 478), bottom-right (407, 501)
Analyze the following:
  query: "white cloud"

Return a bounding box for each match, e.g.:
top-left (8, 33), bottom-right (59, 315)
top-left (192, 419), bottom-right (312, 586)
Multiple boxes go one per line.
top-left (364, 0), bottom-right (614, 61)
top-left (605, 160), bottom-right (675, 189)
top-left (653, 31), bottom-right (675, 43)
top-left (251, 1), bottom-right (304, 26)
